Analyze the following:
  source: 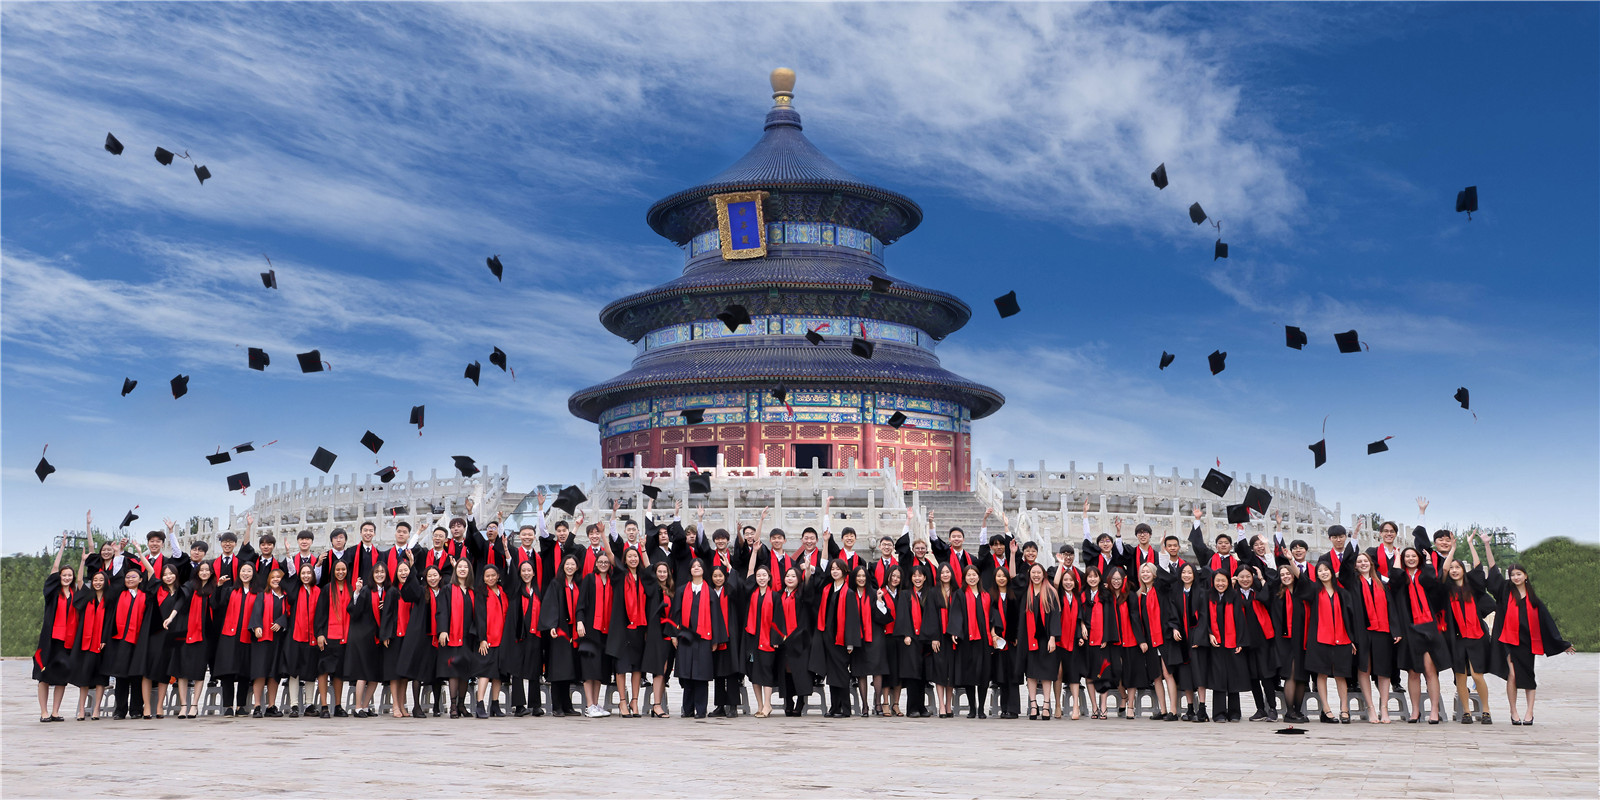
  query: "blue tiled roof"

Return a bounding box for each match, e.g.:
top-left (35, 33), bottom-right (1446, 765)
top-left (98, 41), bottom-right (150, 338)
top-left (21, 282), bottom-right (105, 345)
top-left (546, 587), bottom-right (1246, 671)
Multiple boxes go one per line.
top-left (568, 338), bottom-right (1004, 423)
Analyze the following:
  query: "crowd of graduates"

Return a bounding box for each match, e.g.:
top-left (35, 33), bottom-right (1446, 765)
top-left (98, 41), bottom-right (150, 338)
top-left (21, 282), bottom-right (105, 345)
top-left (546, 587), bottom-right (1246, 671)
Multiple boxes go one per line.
top-left (32, 496), bottom-right (1573, 727)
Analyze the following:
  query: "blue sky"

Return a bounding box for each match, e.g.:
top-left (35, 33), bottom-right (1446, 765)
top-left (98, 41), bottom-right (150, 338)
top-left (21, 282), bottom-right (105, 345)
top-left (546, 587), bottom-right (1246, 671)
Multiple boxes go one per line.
top-left (3, 3), bottom-right (1595, 553)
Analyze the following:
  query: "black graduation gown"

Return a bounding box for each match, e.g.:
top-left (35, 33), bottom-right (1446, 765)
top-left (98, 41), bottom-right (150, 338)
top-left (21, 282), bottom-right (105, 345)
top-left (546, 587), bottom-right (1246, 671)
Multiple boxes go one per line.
top-left (538, 579), bottom-right (583, 683)
top-left (1390, 566), bottom-right (1450, 672)
top-left (1441, 571), bottom-right (1494, 674)
top-left (281, 584), bottom-right (322, 680)
top-left (394, 579), bottom-right (438, 682)
top-left (68, 589), bottom-right (111, 688)
top-left (1484, 569), bottom-right (1572, 689)
top-left (471, 584), bottom-right (514, 679)
top-left (640, 580), bottom-right (675, 678)
top-left (1295, 574), bottom-right (1357, 679)
top-left (772, 586), bottom-right (814, 689)
top-left (809, 579), bottom-right (862, 688)
top-left (893, 589), bottom-right (938, 682)
top-left (1268, 584), bottom-right (1307, 683)
top-left (713, 575), bottom-right (748, 679)
top-left (671, 581), bottom-right (729, 682)
top-left (948, 587), bottom-right (992, 687)
top-left (862, 587), bottom-right (896, 679)
top-left (312, 582), bottom-right (353, 677)
top-left (433, 584), bottom-right (478, 679)
top-left (247, 590), bottom-right (290, 679)
top-left (1017, 590), bottom-right (1061, 682)
top-left (508, 583), bottom-right (545, 680)
top-left (743, 586), bottom-right (781, 686)
top-left (33, 571), bottom-right (77, 684)
top-left (102, 583), bottom-right (154, 679)
top-left (1193, 588), bottom-right (1254, 693)
top-left (1079, 588), bottom-right (1121, 690)
top-left (343, 586), bottom-right (385, 682)
top-left (1165, 586), bottom-right (1206, 689)
top-left (576, 571), bottom-right (617, 681)
top-left (1232, 587), bottom-right (1277, 681)
top-left (171, 584), bottom-right (213, 680)
top-left (988, 589), bottom-right (1022, 686)
top-left (378, 583), bottom-right (412, 681)
top-left (606, 571), bottom-right (651, 673)
top-left (1350, 574), bottom-right (1401, 677)
top-left (144, 584), bottom-right (187, 680)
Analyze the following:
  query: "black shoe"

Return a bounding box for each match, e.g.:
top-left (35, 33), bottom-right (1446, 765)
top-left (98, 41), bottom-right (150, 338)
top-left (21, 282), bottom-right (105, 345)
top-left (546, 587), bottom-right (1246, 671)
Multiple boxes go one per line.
top-left (1320, 713), bottom-right (1339, 724)
top-left (1480, 712), bottom-right (1493, 725)
top-left (265, 706), bottom-right (282, 718)
top-left (1428, 717), bottom-right (1440, 725)
top-left (1461, 713), bottom-right (1474, 724)
top-left (304, 704), bottom-right (319, 717)
top-left (1267, 709), bottom-right (1279, 722)
top-left (221, 708), bottom-right (233, 718)
top-left (1195, 705), bottom-right (1209, 723)
top-left (966, 709), bottom-right (978, 719)
top-left (412, 704), bottom-right (426, 718)
top-left (550, 709), bottom-right (566, 718)
top-left (977, 709), bottom-right (987, 719)
top-left (475, 702), bottom-right (489, 720)
top-left (1214, 714), bottom-right (1228, 723)
top-left (332, 705), bottom-right (347, 718)
top-left (1230, 714), bottom-right (1242, 722)
top-left (1249, 710), bottom-right (1268, 721)
top-left (695, 712), bottom-right (707, 719)
top-left (1511, 718), bottom-right (1523, 726)
top-left (530, 705), bottom-right (545, 717)
top-left (490, 701), bottom-right (505, 718)
top-left (287, 706), bottom-right (300, 719)
top-left (450, 705), bottom-right (461, 719)
top-left (1180, 709), bottom-right (1194, 722)
top-left (319, 707), bottom-right (330, 719)
top-left (513, 706), bottom-right (528, 718)
top-left (251, 707), bottom-right (264, 718)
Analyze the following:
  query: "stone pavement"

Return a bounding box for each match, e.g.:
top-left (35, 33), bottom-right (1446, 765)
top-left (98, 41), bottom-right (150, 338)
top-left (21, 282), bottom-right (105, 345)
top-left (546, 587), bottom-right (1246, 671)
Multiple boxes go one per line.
top-left (2, 656), bottom-right (1595, 798)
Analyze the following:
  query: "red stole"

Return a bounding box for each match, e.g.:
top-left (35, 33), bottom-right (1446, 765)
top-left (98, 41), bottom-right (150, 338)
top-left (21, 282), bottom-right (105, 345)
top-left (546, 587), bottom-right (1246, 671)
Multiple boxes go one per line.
top-left (878, 588), bottom-right (897, 635)
top-left (51, 591), bottom-right (78, 646)
top-left (623, 574), bottom-right (646, 628)
top-left (1142, 590), bottom-right (1166, 647)
top-left (1209, 593), bottom-right (1236, 648)
top-left (292, 586), bottom-right (319, 643)
top-left (1360, 577), bottom-right (1389, 633)
top-left (874, 559), bottom-right (893, 587)
top-left (1450, 596), bottom-right (1483, 639)
top-left (1115, 595), bottom-right (1136, 645)
top-left (747, 589), bottom-right (775, 651)
top-left (395, 591), bottom-right (411, 638)
top-left (1208, 553), bottom-right (1237, 576)
top-left (1498, 593), bottom-right (1544, 654)
top-left (1134, 547), bottom-right (1157, 568)
top-left (592, 576), bottom-right (612, 634)
top-left (1327, 548), bottom-right (1342, 574)
top-left (1405, 571), bottom-right (1433, 624)
top-left (186, 589), bottom-right (208, 644)
top-left (856, 590), bottom-right (874, 644)
top-left (557, 582), bottom-right (579, 639)
top-left (780, 590), bottom-right (798, 636)
top-left (1243, 590), bottom-right (1273, 640)
top-left (485, 587), bottom-right (506, 647)
top-left (582, 546), bottom-right (602, 577)
top-left (327, 584), bottom-right (350, 642)
top-left (909, 591), bottom-right (924, 636)
top-left (963, 588), bottom-right (987, 642)
top-left (79, 597), bottom-right (106, 653)
top-left (257, 592), bottom-right (280, 641)
top-left (680, 584), bottom-right (712, 640)
top-left (445, 586), bottom-right (468, 646)
top-left (425, 548), bottom-right (451, 573)
top-left (1058, 591), bottom-right (1077, 651)
top-left (1087, 591), bottom-right (1107, 646)
top-left (522, 588), bottom-right (541, 634)
top-left (1315, 590), bottom-right (1350, 646)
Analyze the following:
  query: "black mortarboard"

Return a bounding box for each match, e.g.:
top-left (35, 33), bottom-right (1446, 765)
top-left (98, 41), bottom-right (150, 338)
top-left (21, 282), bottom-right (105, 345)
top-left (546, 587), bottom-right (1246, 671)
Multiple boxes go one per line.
top-left (386, 504), bottom-right (407, 517)
top-left (360, 430), bottom-right (383, 454)
top-left (1275, 727), bottom-right (1307, 735)
top-left (104, 133), bottom-right (124, 155)
top-left (121, 377), bottom-right (137, 397)
top-left (206, 451), bottom-right (231, 465)
top-left (486, 255), bottom-right (503, 281)
top-left (868, 275), bottom-right (892, 293)
top-left (641, 484), bottom-right (661, 501)
top-left (1208, 350), bottom-right (1226, 375)
top-left (687, 471), bottom-right (711, 494)
top-left (1243, 486), bottom-right (1272, 515)
top-left (464, 361), bottom-right (481, 386)
top-left (717, 304), bottom-right (752, 332)
top-left (310, 447), bottom-right (337, 473)
top-left (552, 485), bottom-right (587, 515)
top-left (1201, 468), bottom-right (1233, 497)
top-left (119, 510), bottom-right (139, 529)
top-left (409, 405), bottom-right (425, 430)
top-left (375, 465), bottom-right (397, 483)
top-left (1285, 325), bottom-right (1308, 350)
top-left (805, 329), bottom-right (824, 346)
top-left (260, 269), bottom-right (277, 289)
top-left (681, 409), bottom-right (704, 425)
top-left (1454, 387), bottom-right (1470, 410)
top-left (489, 347), bottom-right (507, 371)
top-left (194, 165), bottom-right (211, 185)
top-left (452, 455), bottom-right (478, 477)
top-left (233, 442), bottom-right (254, 453)
top-left (1214, 239), bottom-right (1228, 261)
top-left (1151, 162), bottom-right (1168, 190)
top-left (1225, 504), bottom-right (1250, 525)
top-left (1367, 438), bottom-right (1390, 455)
top-left (851, 337), bottom-right (875, 359)
top-left (227, 472), bottom-right (250, 492)
top-left (1159, 351), bottom-right (1175, 370)
top-left (170, 374), bottom-right (189, 399)
top-left (247, 347), bottom-right (270, 371)
top-left (1455, 185), bottom-right (1477, 218)
top-left (771, 385), bottom-right (788, 404)
top-left (1308, 439), bottom-right (1326, 468)
top-left (1189, 202), bottom-right (1207, 225)
top-left (296, 350), bottom-right (325, 373)
top-left (1333, 330), bottom-right (1362, 354)
top-left (35, 456), bottom-right (55, 483)
top-left (154, 147), bottom-right (174, 166)
top-left (887, 411), bottom-right (908, 429)
top-left (994, 291), bottom-right (1020, 319)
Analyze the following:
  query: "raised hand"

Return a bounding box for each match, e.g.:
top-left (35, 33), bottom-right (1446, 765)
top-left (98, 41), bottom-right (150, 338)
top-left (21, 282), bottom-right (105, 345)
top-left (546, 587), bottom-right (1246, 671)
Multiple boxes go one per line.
top-left (1416, 497), bottom-right (1429, 515)
top-left (1193, 505), bottom-right (1204, 521)
top-left (465, 496), bottom-right (475, 515)
top-left (1082, 500), bottom-right (1090, 517)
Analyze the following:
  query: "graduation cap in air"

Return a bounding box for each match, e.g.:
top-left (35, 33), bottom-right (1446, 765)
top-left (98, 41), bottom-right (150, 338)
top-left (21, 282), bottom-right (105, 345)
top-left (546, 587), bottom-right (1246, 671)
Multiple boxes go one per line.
top-left (409, 405), bottom-right (425, 432)
top-left (489, 347), bottom-right (507, 371)
top-left (1455, 186), bottom-right (1477, 220)
top-left (887, 411), bottom-right (908, 429)
top-left (1150, 163), bottom-right (1168, 190)
top-left (687, 471), bottom-right (711, 494)
top-left (386, 504), bottom-right (408, 517)
top-left (464, 361), bottom-right (481, 386)
top-left (486, 255), bottom-right (504, 281)
top-left (1285, 326), bottom-right (1308, 350)
top-left (1334, 330), bottom-right (1363, 354)
top-left (194, 165), bottom-right (211, 185)
top-left (1225, 504), bottom-right (1251, 525)
top-left (851, 337), bottom-right (875, 359)
top-left (233, 442), bottom-right (255, 453)
top-left (206, 450), bottom-right (231, 465)
top-left (994, 290), bottom-right (1020, 319)
top-left (1214, 239), bottom-right (1228, 261)
top-left (1207, 350), bottom-right (1227, 375)
top-left (104, 133), bottom-right (124, 155)
top-left (247, 347), bottom-right (270, 371)
top-left (121, 378), bottom-right (137, 397)
top-left (1454, 387), bottom-right (1470, 410)
top-left (260, 269), bottom-right (277, 290)
top-left (119, 509), bottom-right (139, 529)
top-left (681, 409), bottom-right (704, 425)
top-left (310, 447), bottom-right (338, 473)
top-left (1243, 486), bottom-right (1272, 515)
top-left (35, 455), bottom-right (55, 483)
top-left (360, 431), bottom-right (384, 454)
top-left (717, 304), bottom-right (752, 332)
top-left (1201, 469), bottom-right (1233, 497)
top-left (1188, 203), bottom-right (1208, 225)
top-left (1159, 351), bottom-right (1175, 370)
top-left (551, 485), bottom-right (587, 515)
top-left (1308, 439), bottom-right (1327, 469)
top-left (805, 329), bottom-right (824, 346)
top-left (154, 147), bottom-right (174, 166)
top-left (868, 275), bottom-right (892, 293)
top-left (771, 385), bottom-right (788, 404)
top-left (227, 472), bottom-right (250, 492)
top-left (452, 456), bottom-right (478, 477)
top-left (375, 465), bottom-right (398, 483)
top-left (296, 350), bottom-right (326, 373)
top-left (640, 484), bottom-right (661, 501)
top-left (170, 374), bottom-right (189, 399)
top-left (1367, 437), bottom-right (1392, 455)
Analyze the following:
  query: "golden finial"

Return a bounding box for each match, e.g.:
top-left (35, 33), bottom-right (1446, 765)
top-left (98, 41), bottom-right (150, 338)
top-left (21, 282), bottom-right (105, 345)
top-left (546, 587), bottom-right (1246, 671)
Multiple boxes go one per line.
top-left (770, 67), bottom-right (795, 106)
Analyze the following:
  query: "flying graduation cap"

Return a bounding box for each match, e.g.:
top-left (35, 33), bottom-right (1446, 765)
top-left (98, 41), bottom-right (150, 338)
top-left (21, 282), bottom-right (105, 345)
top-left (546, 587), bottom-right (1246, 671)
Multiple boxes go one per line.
top-left (1201, 468), bottom-right (1233, 497)
top-left (1334, 330), bottom-right (1365, 354)
top-left (452, 456), bottom-right (479, 477)
top-left (486, 255), bottom-right (504, 281)
top-left (551, 485), bottom-right (587, 516)
top-left (717, 304), bottom-right (752, 332)
top-left (227, 472), bottom-right (250, 492)
top-left (489, 347), bottom-right (508, 372)
top-left (1455, 186), bottom-right (1477, 220)
top-left (680, 409), bottom-right (704, 425)
top-left (887, 411), bottom-right (908, 429)
top-left (640, 484), bottom-right (662, 501)
top-left (1150, 163), bottom-right (1168, 190)
top-left (1225, 504), bottom-right (1251, 525)
top-left (375, 465), bottom-right (398, 483)
top-left (35, 449), bottom-right (55, 483)
top-left (464, 361), bottom-right (481, 386)
top-left (1188, 203), bottom-right (1208, 225)
top-left (104, 133), bottom-right (124, 155)
top-left (1454, 387), bottom-right (1470, 410)
top-left (119, 509), bottom-right (139, 529)
top-left (1308, 439), bottom-right (1326, 469)
top-left (310, 447), bottom-right (338, 473)
top-left (296, 350), bottom-right (327, 373)
top-left (805, 329), bottom-right (824, 346)
top-left (1367, 437), bottom-right (1393, 455)
top-left (233, 442), bottom-right (255, 453)
top-left (851, 337), bottom-right (875, 359)
top-left (1214, 239), bottom-right (1228, 261)
top-left (360, 431), bottom-right (384, 454)
top-left (1243, 486), bottom-right (1272, 515)
top-left (154, 147), bottom-right (175, 166)
top-left (205, 450), bottom-right (231, 465)
top-left (1159, 351), bottom-right (1175, 370)
top-left (1207, 350), bottom-right (1227, 375)
top-left (868, 275), bottom-right (893, 293)
top-left (247, 347), bottom-right (270, 371)
top-left (121, 378), bottom-right (137, 397)
top-left (994, 290), bottom-right (1020, 319)
top-left (194, 165), bottom-right (211, 185)
top-left (771, 385), bottom-right (788, 404)
top-left (1285, 326), bottom-right (1308, 350)
top-left (261, 269), bottom-right (277, 290)
top-left (687, 471), bottom-right (711, 494)
top-left (170, 374), bottom-right (189, 399)
top-left (409, 405), bottom-right (425, 434)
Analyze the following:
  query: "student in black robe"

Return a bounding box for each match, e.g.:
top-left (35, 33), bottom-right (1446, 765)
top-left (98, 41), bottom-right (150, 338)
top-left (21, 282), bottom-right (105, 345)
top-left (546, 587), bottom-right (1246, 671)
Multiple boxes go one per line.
top-left (672, 558), bottom-right (728, 718)
top-left (472, 564), bottom-right (513, 718)
top-left (1018, 562), bottom-right (1060, 720)
top-left (641, 561), bottom-right (677, 717)
top-left (1350, 552), bottom-right (1401, 724)
top-left (1053, 568), bottom-right (1084, 719)
top-left (1296, 561), bottom-right (1357, 723)
top-left (1268, 564), bottom-right (1307, 723)
top-left (986, 567), bottom-right (1022, 719)
top-left (539, 554), bottom-right (583, 717)
top-left (140, 564), bottom-right (185, 719)
top-left (949, 564), bottom-right (993, 718)
top-left (609, 547), bottom-right (651, 718)
top-left (1231, 567), bottom-right (1278, 723)
top-left (810, 558), bottom-right (858, 718)
top-left (775, 565), bottom-right (816, 717)
top-left (1161, 563), bottom-right (1203, 721)
top-left (1107, 567), bottom-right (1147, 718)
top-left (1132, 563), bottom-right (1176, 720)
top-left (741, 563), bottom-right (779, 717)
top-left (1445, 533), bottom-right (1496, 724)
top-left (1194, 569), bottom-right (1249, 724)
top-left (397, 565), bottom-right (443, 717)
top-left (927, 563), bottom-right (957, 717)
top-left (709, 563), bottom-right (747, 718)
top-left (575, 551), bottom-right (617, 717)
top-left (282, 563), bottom-right (321, 717)
top-left (312, 561), bottom-right (354, 718)
top-left (1391, 547), bottom-right (1448, 723)
top-left (69, 572), bottom-right (110, 719)
top-left (171, 560), bottom-right (215, 719)
top-left (1079, 567), bottom-right (1119, 719)
top-left (1485, 562), bottom-right (1574, 725)
top-left (344, 564), bottom-right (387, 717)
top-left (247, 567), bottom-right (290, 717)
top-left (869, 566), bottom-right (904, 716)
top-left (846, 565), bottom-right (878, 716)
top-left (506, 559), bottom-right (546, 717)
top-left (380, 560), bottom-right (418, 718)
top-left (435, 558), bottom-right (479, 718)
top-left (33, 543), bottom-right (82, 722)
top-left (103, 557), bottom-right (157, 720)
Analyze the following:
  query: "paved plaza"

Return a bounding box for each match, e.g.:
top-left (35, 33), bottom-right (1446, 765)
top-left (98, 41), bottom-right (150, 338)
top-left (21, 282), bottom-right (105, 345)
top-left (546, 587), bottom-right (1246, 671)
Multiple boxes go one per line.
top-left (2, 656), bottom-right (1595, 798)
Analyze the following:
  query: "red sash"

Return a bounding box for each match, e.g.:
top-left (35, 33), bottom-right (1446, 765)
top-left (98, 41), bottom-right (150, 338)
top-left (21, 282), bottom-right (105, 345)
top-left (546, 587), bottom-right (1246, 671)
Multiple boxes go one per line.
top-left (327, 584), bottom-right (350, 642)
top-left (747, 589), bottom-right (775, 652)
top-left (292, 586), bottom-right (319, 643)
top-left (1498, 594), bottom-right (1544, 654)
top-left (879, 588), bottom-right (897, 635)
top-left (1360, 578), bottom-right (1389, 633)
top-left (1406, 572), bottom-right (1433, 625)
top-left (1058, 592), bottom-right (1077, 651)
top-left (445, 586), bottom-right (468, 646)
top-left (909, 591), bottom-right (924, 636)
top-left (257, 592), bottom-right (280, 641)
top-left (964, 588), bottom-right (987, 642)
top-left (780, 590), bottom-right (797, 636)
top-left (1209, 594), bottom-right (1236, 648)
top-left (1450, 596), bottom-right (1483, 639)
top-left (679, 585), bottom-right (712, 640)
top-left (592, 576), bottom-right (611, 635)
top-left (1088, 591), bottom-right (1106, 646)
top-left (1315, 590), bottom-right (1350, 646)
top-left (51, 591), bottom-right (79, 647)
top-left (857, 590), bottom-right (874, 644)
top-left (624, 574), bottom-right (646, 628)
top-left (486, 587), bottom-right (505, 647)
top-left (1143, 590), bottom-right (1167, 647)
top-left (186, 589), bottom-right (208, 644)
top-left (79, 597), bottom-right (106, 653)
top-left (522, 589), bottom-right (542, 634)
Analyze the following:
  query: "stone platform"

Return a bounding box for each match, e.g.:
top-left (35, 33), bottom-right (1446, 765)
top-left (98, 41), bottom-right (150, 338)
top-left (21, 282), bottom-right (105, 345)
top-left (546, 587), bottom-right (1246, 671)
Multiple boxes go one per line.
top-left (2, 656), bottom-right (1595, 798)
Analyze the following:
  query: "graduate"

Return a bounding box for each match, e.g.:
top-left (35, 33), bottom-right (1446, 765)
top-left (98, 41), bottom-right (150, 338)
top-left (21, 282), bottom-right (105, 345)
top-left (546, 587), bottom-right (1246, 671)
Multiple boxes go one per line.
top-left (344, 563), bottom-right (387, 717)
top-left (575, 551), bottom-right (616, 717)
top-left (608, 546), bottom-right (650, 718)
top-left (1270, 564), bottom-right (1308, 723)
top-left (1053, 568), bottom-right (1084, 719)
top-left (811, 558), bottom-right (858, 718)
top-left (397, 564), bottom-right (443, 717)
top-left (742, 563), bottom-right (779, 717)
top-left (435, 558), bottom-right (478, 718)
top-left (378, 560), bottom-right (415, 717)
top-left (708, 563), bottom-right (746, 718)
top-left (1108, 566), bottom-right (1147, 717)
top-left (1019, 562), bottom-right (1059, 720)
top-left (672, 558), bottom-right (728, 718)
top-left (1188, 507), bottom-right (1243, 579)
top-left (68, 571), bottom-right (110, 720)
top-left (1447, 531), bottom-right (1496, 723)
top-left (247, 567), bottom-right (289, 717)
top-left (1079, 567), bottom-right (1120, 719)
top-left (210, 560), bottom-right (257, 716)
top-left (312, 560), bottom-right (353, 718)
top-left (283, 563), bottom-right (321, 717)
top-left (505, 559), bottom-right (545, 717)
top-left (472, 563), bottom-right (513, 719)
top-left (1162, 563), bottom-right (1203, 721)
top-left (33, 539), bottom-right (81, 722)
top-left (1296, 560), bottom-right (1357, 723)
top-left (103, 554), bottom-right (156, 719)
top-left (949, 563), bottom-right (993, 718)
top-left (539, 554), bottom-right (583, 717)
top-left (848, 564), bottom-right (879, 716)
top-left (1351, 552), bottom-right (1401, 724)
top-left (170, 560), bottom-right (215, 719)
top-left (1195, 569), bottom-right (1248, 723)
top-left (1233, 566), bottom-right (1278, 722)
top-left (643, 561), bottom-right (677, 718)
top-left (891, 565), bottom-right (933, 717)
top-left (988, 567), bottom-right (1022, 719)
top-left (871, 565), bottom-right (904, 716)
top-left (140, 563), bottom-right (185, 718)
top-left (1133, 563), bottom-right (1176, 720)
top-left (926, 563), bottom-right (958, 717)
top-left (1485, 560), bottom-right (1574, 725)
top-left (1392, 547), bottom-right (1448, 723)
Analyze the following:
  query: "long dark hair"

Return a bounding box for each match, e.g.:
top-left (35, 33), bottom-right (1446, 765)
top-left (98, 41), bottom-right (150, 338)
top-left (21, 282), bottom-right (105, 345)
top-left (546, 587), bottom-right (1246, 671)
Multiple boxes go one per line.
top-left (1505, 564), bottom-right (1539, 604)
top-left (186, 559), bottom-right (217, 596)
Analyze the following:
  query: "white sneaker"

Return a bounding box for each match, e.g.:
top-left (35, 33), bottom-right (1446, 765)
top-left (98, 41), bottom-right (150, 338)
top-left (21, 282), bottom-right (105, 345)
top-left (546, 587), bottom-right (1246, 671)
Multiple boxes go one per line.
top-left (582, 706), bottom-right (601, 718)
top-left (597, 706), bottom-right (612, 717)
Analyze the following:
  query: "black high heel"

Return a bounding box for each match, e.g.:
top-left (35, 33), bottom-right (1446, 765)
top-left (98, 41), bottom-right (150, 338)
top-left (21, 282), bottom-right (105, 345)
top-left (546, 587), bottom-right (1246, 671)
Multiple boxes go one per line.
top-left (1028, 701), bottom-right (1038, 720)
top-left (650, 704), bottom-right (669, 719)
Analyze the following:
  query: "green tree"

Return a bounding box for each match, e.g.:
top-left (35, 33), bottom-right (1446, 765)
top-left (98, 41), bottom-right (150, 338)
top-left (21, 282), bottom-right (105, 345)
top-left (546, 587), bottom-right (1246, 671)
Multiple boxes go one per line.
top-left (1513, 537), bottom-right (1599, 652)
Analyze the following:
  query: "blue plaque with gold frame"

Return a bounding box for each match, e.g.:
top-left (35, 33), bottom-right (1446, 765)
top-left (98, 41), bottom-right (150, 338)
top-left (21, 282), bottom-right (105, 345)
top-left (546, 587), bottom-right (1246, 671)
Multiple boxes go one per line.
top-left (712, 191), bottom-right (769, 260)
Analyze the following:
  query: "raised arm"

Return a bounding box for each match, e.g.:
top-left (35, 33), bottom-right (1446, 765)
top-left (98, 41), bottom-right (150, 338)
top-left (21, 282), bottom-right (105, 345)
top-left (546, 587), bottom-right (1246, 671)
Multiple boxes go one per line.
top-left (1476, 528), bottom-right (1496, 569)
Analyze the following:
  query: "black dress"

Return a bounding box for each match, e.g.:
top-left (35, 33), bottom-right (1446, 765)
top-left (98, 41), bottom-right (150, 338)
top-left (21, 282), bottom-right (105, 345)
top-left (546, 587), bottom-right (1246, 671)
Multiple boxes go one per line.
top-left (949, 587), bottom-right (992, 687)
top-left (247, 591), bottom-right (290, 680)
top-left (378, 584), bottom-right (411, 682)
top-left (1020, 589), bottom-right (1061, 682)
top-left (1351, 575), bottom-right (1400, 677)
top-left (773, 587), bottom-right (814, 690)
top-left (433, 584), bottom-right (478, 679)
top-left (1297, 576), bottom-right (1357, 679)
top-left (576, 572), bottom-right (617, 682)
top-left (1080, 588), bottom-right (1121, 691)
top-left (1442, 571), bottom-right (1494, 675)
top-left (1168, 586), bottom-right (1207, 691)
top-left (472, 584), bottom-right (515, 679)
top-left (1269, 586), bottom-right (1306, 684)
top-left (924, 590), bottom-right (954, 686)
top-left (507, 584), bottom-right (545, 681)
top-left (1194, 588), bottom-right (1250, 693)
top-left (101, 584), bottom-right (153, 679)
top-left (606, 572), bottom-right (650, 674)
top-left (1391, 566), bottom-right (1450, 673)
top-left (343, 586), bottom-right (385, 682)
top-left (893, 589), bottom-right (935, 682)
top-left (989, 589), bottom-right (1022, 688)
top-left (394, 579), bottom-right (438, 683)
top-left (538, 579), bottom-right (583, 683)
top-left (1485, 569), bottom-right (1572, 690)
top-left (671, 582), bottom-right (728, 682)
top-left (68, 589), bottom-right (110, 688)
top-left (312, 582), bottom-right (352, 677)
top-left (33, 571), bottom-right (77, 685)
top-left (282, 584), bottom-right (322, 681)
top-left (743, 587), bottom-right (781, 687)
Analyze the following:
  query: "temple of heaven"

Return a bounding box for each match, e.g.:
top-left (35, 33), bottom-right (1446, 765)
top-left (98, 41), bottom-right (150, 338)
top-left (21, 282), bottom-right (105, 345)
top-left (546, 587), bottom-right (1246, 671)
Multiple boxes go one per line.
top-left (568, 68), bottom-right (1004, 491)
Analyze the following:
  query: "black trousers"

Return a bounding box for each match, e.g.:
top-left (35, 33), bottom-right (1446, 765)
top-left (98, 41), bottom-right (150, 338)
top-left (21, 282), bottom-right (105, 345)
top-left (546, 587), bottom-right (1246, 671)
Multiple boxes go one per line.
top-left (713, 674), bottom-right (741, 715)
top-left (997, 684), bottom-right (1021, 716)
top-left (905, 680), bottom-right (929, 714)
top-left (1212, 689), bottom-right (1241, 720)
top-left (509, 676), bottom-right (541, 711)
top-left (218, 677), bottom-right (241, 711)
top-left (550, 681), bottom-right (576, 712)
top-left (828, 685), bottom-right (853, 716)
top-left (1251, 677), bottom-right (1278, 712)
top-left (781, 673), bottom-right (810, 714)
top-left (114, 678), bottom-right (139, 717)
top-left (680, 679), bottom-right (709, 717)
